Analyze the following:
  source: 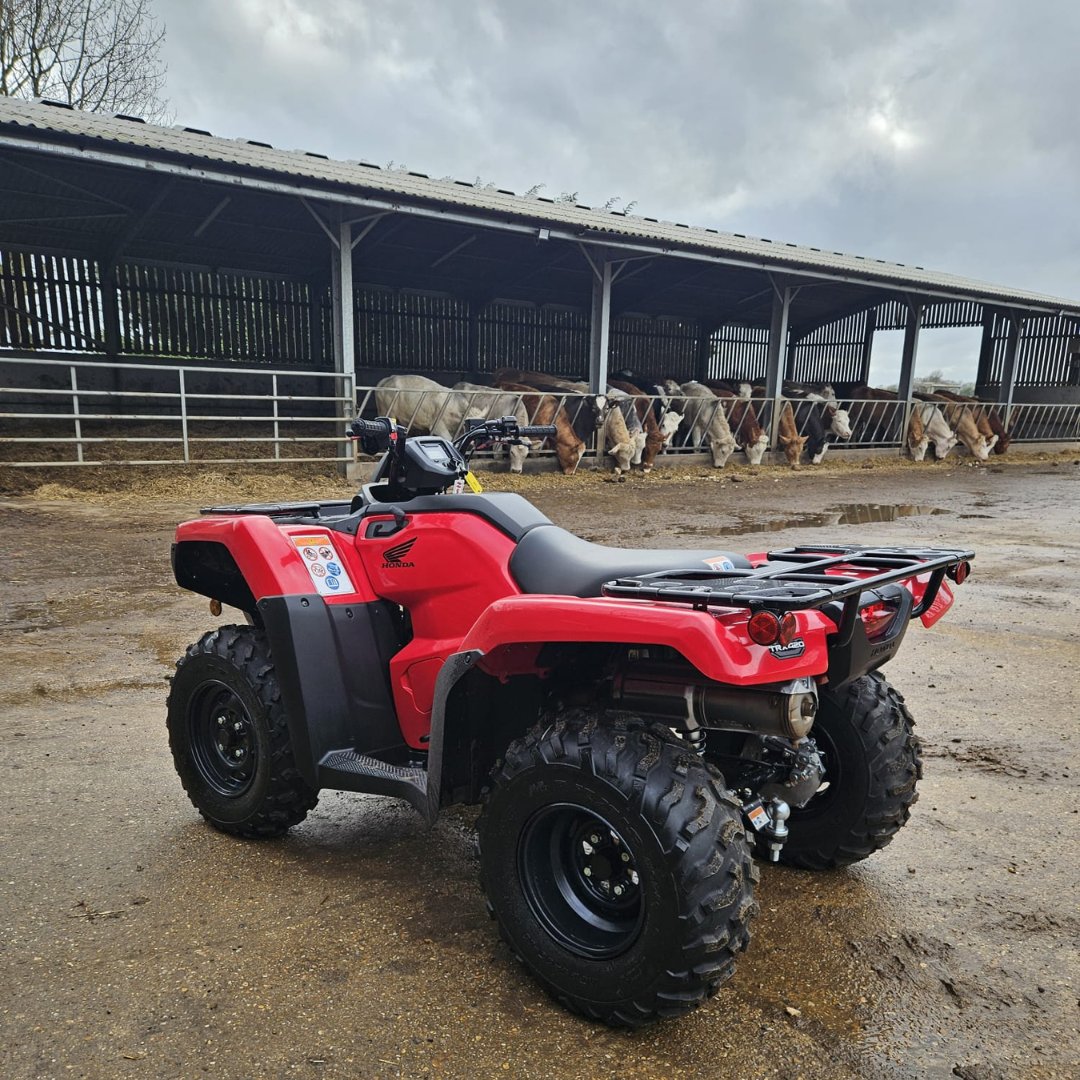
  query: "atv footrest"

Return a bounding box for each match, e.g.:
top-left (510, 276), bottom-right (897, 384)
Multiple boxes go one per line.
top-left (321, 749), bottom-right (427, 785)
top-left (317, 749), bottom-right (429, 816)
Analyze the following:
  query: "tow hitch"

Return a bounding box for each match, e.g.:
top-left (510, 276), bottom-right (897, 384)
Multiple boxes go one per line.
top-left (743, 795), bottom-right (792, 861)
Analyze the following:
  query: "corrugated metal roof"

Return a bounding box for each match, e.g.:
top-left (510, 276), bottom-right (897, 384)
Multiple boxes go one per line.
top-left (2, 95), bottom-right (1079, 315)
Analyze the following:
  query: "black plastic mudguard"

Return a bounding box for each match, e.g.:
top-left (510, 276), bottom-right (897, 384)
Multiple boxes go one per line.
top-left (257, 594), bottom-right (403, 787)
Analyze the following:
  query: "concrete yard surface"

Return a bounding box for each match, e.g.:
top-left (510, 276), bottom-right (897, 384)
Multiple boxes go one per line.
top-left (1, 455), bottom-right (1078, 1079)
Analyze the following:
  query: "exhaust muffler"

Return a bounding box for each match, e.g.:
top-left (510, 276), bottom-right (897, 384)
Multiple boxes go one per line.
top-left (612, 669), bottom-right (817, 740)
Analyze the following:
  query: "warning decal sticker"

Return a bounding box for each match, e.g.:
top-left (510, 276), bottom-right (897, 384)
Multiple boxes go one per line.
top-left (291, 535), bottom-right (355, 597)
top-left (703, 554), bottom-right (735, 571)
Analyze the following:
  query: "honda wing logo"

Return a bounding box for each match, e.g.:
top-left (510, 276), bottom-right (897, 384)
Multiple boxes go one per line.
top-left (382, 536), bottom-right (417, 568)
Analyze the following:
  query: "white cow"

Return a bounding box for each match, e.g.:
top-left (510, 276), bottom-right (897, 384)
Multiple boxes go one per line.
top-left (679, 381), bottom-right (737, 467)
top-left (910, 402), bottom-right (959, 461)
top-left (452, 382), bottom-right (534, 472)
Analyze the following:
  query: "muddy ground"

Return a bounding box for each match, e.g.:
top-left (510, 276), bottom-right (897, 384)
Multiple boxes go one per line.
top-left (0, 454), bottom-right (1077, 1080)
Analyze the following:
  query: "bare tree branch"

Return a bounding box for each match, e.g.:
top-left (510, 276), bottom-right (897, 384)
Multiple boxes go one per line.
top-left (0, 0), bottom-right (168, 121)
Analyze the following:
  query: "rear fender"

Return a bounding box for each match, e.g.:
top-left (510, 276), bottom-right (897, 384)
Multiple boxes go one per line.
top-left (424, 598), bottom-right (835, 816)
top-left (457, 595), bottom-right (832, 685)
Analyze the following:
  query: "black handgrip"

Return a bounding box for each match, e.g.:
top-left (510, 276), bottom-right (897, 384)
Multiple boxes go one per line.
top-left (348, 416), bottom-right (392, 438)
top-left (520, 425), bottom-right (557, 437)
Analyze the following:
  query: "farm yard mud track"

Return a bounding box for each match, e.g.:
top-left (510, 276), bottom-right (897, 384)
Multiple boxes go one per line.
top-left (1, 456), bottom-right (1077, 1079)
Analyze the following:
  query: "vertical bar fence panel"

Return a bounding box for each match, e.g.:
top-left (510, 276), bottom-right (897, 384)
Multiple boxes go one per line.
top-left (0, 355), bottom-right (355, 467)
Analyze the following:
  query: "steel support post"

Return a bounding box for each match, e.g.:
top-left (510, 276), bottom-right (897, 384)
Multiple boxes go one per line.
top-left (589, 261), bottom-right (612, 395)
top-left (975, 307), bottom-right (996, 394)
top-left (858, 306), bottom-right (878, 384)
top-left (695, 325), bottom-right (715, 382)
top-left (897, 300), bottom-right (924, 450)
top-left (765, 285), bottom-right (792, 449)
top-left (101, 262), bottom-right (121, 359)
top-left (331, 220), bottom-right (354, 475)
top-left (784, 333), bottom-right (798, 381)
top-left (897, 301), bottom-right (923, 401)
top-left (998, 313), bottom-right (1022, 425)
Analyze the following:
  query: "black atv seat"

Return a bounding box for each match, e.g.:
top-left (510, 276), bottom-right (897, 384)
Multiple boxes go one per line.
top-left (509, 524), bottom-right (752, 598)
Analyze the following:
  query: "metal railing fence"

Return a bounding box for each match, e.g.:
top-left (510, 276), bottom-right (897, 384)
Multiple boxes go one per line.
top-left (3, 358), bottom-right (1079, 470)
top-left (0, 354), bottom-right (354, 467)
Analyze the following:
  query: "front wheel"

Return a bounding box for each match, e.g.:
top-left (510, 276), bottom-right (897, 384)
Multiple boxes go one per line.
top-left (166, 625), bottom-right (318, 838)
top-left (779, 672), bottom-right (922, 870)
top-left (477, 712), bottom-right (758, 1026)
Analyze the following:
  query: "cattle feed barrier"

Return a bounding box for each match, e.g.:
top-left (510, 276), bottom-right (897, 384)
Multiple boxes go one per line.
top-left (1, 358), bottom-right (1078, 469)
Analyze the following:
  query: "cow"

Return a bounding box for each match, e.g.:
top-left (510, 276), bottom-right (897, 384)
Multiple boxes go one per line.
top-left (605, 387), bottom-right (645, 471)
top-left (915, 393), bottom-right (996, 460)
top-left (783, 384), bottom-right (853, 464)
top-left (835, 385), bottom-right (906, 445)
top-left (375, 374), bottom-right (485, 439)
top-left (910, 401), bottom-right (959, 461)
top-left (494, 370), bottom-right (609, 450)
top-left (935, 390), bottom-right (1010, 454)
top-left (451, 382), bottom-right (534, 472)
top-left (608, 379), bottom-right (681, 471)
top-left (612, 372), bottom-right (686, 442)
top-left (600, 395), bottom-right (635, 473)
top-left (677, 381), bottom-right (737, 467)
top-left (776, 400), bottom-right (808, 467)
top-left (907, 404), bottom-right (930, 461)
top-left (490, 381), bottom-right (586, 474)
top-left (703, 382), bottom-right (769, 464)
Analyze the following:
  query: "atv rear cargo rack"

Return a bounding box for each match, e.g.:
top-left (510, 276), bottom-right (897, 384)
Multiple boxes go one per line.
top-left (603, 545), bottom-right (974, 643)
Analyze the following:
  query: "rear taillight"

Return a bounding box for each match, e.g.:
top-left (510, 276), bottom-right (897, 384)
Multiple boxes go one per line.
top-left (748, 610), bottom-right (798, 646)
top-left (747, 611), bottom-right (780, 645)
top-left (860, 605), bottom-right (896, 638)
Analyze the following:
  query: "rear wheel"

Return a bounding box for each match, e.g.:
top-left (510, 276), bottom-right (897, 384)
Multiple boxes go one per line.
top-left (166, 625), bottom-right (318, 838)
top-left (779, 672), bottom-right (922, 870)
top-left (477, 711), bottom-right (758, 1026)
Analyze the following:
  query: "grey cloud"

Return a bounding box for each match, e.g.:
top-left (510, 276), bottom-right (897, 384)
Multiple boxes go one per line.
top-left (154, 0), bottom-right (1080, 381)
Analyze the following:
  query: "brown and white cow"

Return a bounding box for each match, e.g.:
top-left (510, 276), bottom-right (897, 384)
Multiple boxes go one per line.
top-left (906, 404), bottom-right (930, 461)
top-left (935, 391), bottom-right (1010, 455)
top-left (783, 383), bottom-right (853, 464)
top-left (776, 400), bottom-right (808, 467)
top-left (494, 369), bottom-right (609, 449)
top-left (604, 387), bottom-right (644, 472)
top-left (495, 381), bottom-right (586, 473)
top-left (704, 382), bottom-right (769, 464)
top-left (609, 378), bottom-right (679, 471)
top-left (916, 393), bottom-right (996, 460)
top-left (909, 401), bottom-right (959, 461)
top-left (600, 395), bottom-right (635, 473)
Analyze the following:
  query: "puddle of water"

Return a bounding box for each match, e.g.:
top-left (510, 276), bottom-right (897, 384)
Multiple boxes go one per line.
top-left (675, 504), bottom-right (951, 536)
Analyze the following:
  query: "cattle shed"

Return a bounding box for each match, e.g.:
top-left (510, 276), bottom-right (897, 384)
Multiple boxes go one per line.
top-left (1, 96), bottom-right (1079, 467)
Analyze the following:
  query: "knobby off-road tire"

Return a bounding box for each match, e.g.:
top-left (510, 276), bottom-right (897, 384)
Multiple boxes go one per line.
top-left (477, 711), bottom-right (758, 1027)
top-left (166, 625), bottom-right (318, 838)
top-left (779, 671), bottom-right (922, 870)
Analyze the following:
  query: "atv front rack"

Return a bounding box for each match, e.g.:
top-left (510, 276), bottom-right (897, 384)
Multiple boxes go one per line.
top-left (602, 545), bottom-right (974, 646)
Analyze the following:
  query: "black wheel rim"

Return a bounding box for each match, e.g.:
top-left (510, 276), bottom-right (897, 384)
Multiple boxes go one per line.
top-left (188, 680), bottom-right (258, 797)
top-left (518, 804), bottom-right (645, 959)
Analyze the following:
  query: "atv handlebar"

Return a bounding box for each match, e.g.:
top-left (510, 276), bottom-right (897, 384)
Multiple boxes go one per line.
top-left (348, 416), bottom-right (393, 439)
top-left (455, 416), bottom-right (556, 449)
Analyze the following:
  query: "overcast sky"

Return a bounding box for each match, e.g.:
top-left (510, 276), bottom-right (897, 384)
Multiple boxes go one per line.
top-left (154, 0), bottom-right (1080, 383)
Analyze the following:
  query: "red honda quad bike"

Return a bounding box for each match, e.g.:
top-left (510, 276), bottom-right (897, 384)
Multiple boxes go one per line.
top-left (166, 414), bottom-right (973, 1026)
